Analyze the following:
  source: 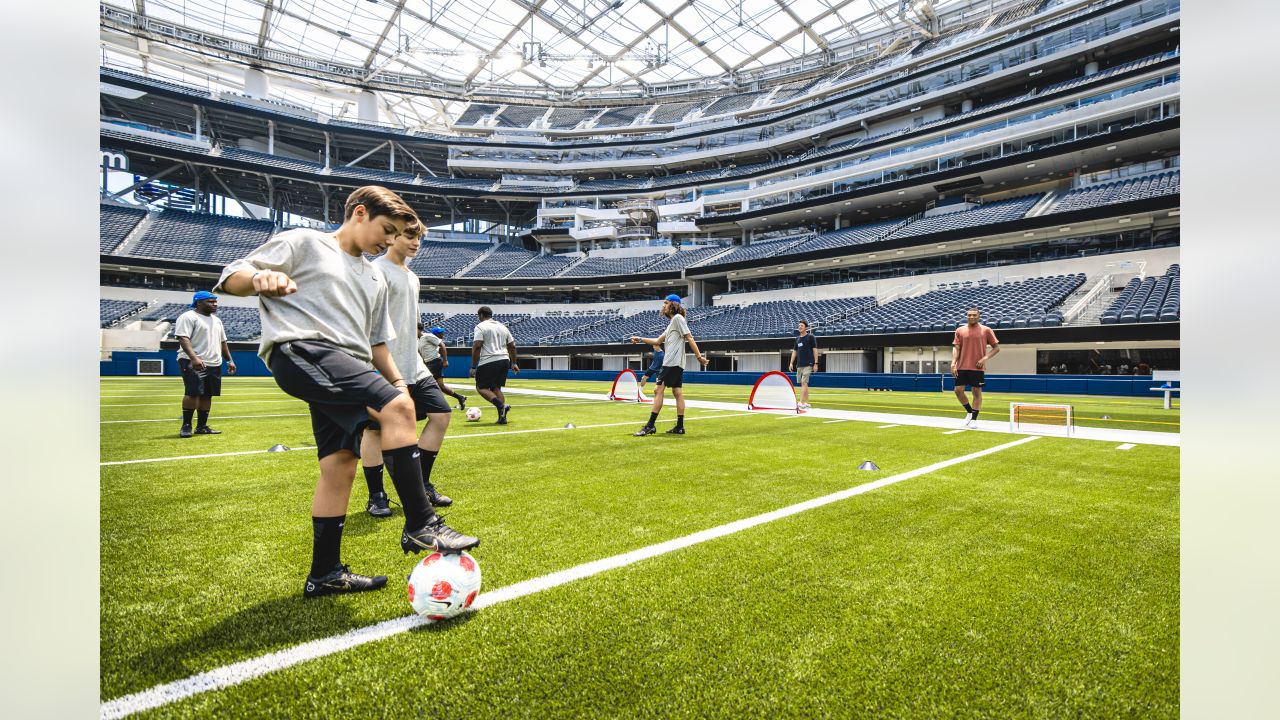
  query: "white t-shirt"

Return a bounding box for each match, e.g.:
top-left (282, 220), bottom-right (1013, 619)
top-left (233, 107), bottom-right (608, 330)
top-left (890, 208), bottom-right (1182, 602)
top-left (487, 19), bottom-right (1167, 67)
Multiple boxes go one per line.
top-left (473, 318), bottom-right (514, 367)
top-left (174, 310), bottom-right (226, 365)
top-left (661, 313), bottom-right (691, 367)
top-left (418, 332), bottom-right (443, 363)
top-left (215, 228), bottom-right (394, 366)
top-left (372, 256), bottom-right (428, 383)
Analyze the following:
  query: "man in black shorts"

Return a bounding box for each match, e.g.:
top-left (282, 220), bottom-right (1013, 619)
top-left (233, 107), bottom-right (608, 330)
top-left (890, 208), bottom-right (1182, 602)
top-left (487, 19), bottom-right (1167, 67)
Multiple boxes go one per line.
top-left (470, 307), bottom-right (519, 424)
top-left (630, 295), bottom-right (708, 436)
top-left (952, 307), bottom-right (1001, 428)
top-left (360, 221), bottom-right (456, 518)
top-left (216, 186), bottom-right (478, 599)
top-left (174, 290), bottom-right (236, 437)
top-left (419, 324), bottom-right (467, 410)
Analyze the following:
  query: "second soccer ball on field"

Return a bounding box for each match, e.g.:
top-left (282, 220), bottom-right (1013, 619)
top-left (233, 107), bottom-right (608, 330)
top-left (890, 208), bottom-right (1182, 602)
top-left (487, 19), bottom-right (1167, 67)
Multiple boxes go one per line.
top-left (465, 406), bottom-right (482, 422)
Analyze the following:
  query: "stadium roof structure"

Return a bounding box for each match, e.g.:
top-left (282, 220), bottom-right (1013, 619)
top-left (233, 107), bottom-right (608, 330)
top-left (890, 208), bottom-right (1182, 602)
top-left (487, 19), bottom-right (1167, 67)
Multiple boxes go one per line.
top-left (100, 0), bottom-right (1030, 124)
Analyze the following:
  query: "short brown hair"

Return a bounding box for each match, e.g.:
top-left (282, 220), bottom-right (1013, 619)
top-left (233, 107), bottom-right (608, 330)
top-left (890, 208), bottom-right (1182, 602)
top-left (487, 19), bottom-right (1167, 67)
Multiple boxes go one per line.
top-left (343, 185), bottom-right (419, 224)
top-left (402, 218), bottom-right (424, 239)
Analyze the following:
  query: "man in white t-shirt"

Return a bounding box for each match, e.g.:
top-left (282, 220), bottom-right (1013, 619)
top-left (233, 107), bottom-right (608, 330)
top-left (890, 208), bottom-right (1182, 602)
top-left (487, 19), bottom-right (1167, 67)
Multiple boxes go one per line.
top-left (418, 324), bottom-right (467, 410)
top-left (174, 290), bottom-right (236, 438)
top-left (470, 306), bottom-right (519, 424)
top-left (629, 294), bottom-right (708, 436)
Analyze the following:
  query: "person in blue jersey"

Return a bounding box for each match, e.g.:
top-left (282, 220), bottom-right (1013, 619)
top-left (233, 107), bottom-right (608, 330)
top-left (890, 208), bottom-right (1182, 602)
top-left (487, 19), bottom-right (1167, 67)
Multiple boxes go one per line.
top-left (637, 342), bottom-right (664, 394)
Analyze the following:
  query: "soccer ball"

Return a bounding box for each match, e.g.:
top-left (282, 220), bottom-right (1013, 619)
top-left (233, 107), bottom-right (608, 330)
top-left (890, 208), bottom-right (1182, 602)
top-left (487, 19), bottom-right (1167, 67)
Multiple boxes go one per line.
top-left (465, 406), bottom-right (482, 422)
top-left (407, 551), bottom-right (482, 621)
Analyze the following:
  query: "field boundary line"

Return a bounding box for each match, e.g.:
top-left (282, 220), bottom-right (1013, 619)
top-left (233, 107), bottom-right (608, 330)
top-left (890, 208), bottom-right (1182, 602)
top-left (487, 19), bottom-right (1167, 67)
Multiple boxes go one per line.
top-left (102, 399), bottom-right (610, 425)
top-left (100, 435), bottom-right (1039, 719)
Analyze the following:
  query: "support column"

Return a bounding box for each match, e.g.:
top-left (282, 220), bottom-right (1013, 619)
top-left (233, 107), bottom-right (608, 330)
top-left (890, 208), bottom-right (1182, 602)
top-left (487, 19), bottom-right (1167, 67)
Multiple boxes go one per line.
top-left (1084, 61), bottom-right (1099, 76)
top-left (961, 98), bottom-right (973, 113)
top-left (267, 121), bottom-right (275, 155)
top-left (193, 104), bottom-right (203, 141)
top-left (324, 132), bottom-right (331, 169)
top-left (357, 91), bottom-right (379, 124)
top-left (244, 67), bottom-right (270, 98)
top-left (389, 142), bottom-right (395, 173)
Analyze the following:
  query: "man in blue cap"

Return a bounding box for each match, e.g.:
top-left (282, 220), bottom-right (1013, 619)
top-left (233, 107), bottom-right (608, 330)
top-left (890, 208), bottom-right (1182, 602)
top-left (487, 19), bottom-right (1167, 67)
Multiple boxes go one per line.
top-left (418, 323), bottom-right (467, 410)
top-left (174, 290), bottom-right (236, 438)
top-left (629, 294), bottom-right (708, 436)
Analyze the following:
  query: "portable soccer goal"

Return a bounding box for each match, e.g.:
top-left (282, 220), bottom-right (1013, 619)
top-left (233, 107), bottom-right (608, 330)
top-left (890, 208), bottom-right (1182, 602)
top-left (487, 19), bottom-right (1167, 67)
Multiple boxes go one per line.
top-left (1009, 402), bottom-right (1074, 437)
top-left (609, 368), bottom-right (644, 402)
top-left (747, 371), bottom-right (800, 413)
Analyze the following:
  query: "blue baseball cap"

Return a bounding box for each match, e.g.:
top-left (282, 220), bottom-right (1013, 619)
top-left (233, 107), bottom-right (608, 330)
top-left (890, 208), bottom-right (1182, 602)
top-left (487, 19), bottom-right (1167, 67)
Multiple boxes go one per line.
top-left (430, 326), bottom-right (446, 335)
top-left (664, 294), bottom-right (682, 304)
top-left (191, 290), bottom-right (218, 307)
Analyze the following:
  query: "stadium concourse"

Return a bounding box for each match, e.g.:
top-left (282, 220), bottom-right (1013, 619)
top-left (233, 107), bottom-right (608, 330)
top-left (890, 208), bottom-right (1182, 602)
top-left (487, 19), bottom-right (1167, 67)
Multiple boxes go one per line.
top-left (98, 0), bottom-right (1180, 717)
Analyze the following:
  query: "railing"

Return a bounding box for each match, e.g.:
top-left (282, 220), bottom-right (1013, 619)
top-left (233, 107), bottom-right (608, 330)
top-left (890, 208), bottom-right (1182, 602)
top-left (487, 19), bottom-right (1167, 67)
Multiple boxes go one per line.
top-left (1062, 273), bottom-right (1113, 323)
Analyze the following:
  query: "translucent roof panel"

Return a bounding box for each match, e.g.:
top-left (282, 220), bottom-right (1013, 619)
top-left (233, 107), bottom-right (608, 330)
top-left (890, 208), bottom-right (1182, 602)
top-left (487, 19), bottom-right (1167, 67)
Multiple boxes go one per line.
top-left (104, 0), bottom-right (983, 97)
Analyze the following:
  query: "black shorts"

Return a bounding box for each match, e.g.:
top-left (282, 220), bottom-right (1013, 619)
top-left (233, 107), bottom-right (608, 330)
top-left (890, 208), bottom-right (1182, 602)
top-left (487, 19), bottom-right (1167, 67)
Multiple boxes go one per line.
top-left (655, 365), bottom-right (684, 389)
top-left (425, 358), bottom-right (445, 378)
top-left (642, 363), bottom-right (662, 382)
top-left (475, 360), bottom-right (510, 390)
top-left (179, 359), bottom-right (222, 397)
top-left (956, 369), bottom-right (986, 389)
top-left (367, 376), bottom-right (451, 431)
top-left (269, 340), bottom-right (402, 460)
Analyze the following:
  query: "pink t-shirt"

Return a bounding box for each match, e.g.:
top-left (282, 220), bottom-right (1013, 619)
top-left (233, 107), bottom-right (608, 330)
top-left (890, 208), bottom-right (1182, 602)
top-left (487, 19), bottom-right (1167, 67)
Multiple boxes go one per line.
top-left (953, 323), bottom-right (999, 371)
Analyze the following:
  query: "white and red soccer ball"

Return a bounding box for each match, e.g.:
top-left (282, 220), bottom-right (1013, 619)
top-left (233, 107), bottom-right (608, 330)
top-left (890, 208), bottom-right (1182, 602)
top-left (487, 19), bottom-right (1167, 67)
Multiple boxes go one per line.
top-left (407, 551), bottom-right (482, 620)
top-left (465, 406), bottom-right (482, 422)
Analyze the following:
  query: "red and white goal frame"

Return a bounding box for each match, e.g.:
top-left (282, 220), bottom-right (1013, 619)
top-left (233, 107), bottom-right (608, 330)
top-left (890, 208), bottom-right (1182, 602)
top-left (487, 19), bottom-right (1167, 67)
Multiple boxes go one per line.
top-left (609, 368), bottom-right (645, 402)
top-left (747, 370), bottom-right (800, 413)
top-left (1008, 402), bottom-right (1074, 437)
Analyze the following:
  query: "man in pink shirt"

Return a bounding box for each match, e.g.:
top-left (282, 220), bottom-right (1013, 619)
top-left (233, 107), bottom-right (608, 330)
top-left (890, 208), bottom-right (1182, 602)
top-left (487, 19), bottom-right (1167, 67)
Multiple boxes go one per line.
top-left (952, 307), bottom-right (1001, 428)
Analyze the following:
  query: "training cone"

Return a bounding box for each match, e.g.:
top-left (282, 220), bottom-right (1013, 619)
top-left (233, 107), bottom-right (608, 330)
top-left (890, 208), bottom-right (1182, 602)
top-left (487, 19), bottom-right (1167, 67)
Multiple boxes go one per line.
top-left (268, 444), bottom-right (291, 452)
top-left (1101, 415), bottom-right (1111, 420)
top-left (564, 423), bottom-right (575, 429)
top-left (858, 460), bottom-right (880, 471)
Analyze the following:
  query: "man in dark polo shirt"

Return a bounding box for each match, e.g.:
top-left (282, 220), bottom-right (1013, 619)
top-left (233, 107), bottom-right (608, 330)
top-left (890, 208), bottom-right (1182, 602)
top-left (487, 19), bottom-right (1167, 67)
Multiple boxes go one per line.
top-left (788, 320), bottom-right (818, 410)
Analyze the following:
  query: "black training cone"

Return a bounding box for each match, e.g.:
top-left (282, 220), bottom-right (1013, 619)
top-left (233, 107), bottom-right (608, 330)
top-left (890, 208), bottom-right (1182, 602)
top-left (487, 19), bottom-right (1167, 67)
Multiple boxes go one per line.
top-left (858, 460), bottom-right (880, 471)
top-left (268, 444), bottom-right (291, 452)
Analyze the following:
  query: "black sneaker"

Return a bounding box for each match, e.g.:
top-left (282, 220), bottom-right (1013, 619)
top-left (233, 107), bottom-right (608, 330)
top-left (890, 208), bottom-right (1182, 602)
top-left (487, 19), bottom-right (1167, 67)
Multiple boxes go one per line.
top-left (457, 396), bottom-right (467, 411)
top-left (425, 484), bottom-right (453, 507)
top-left (303, 564), bottom-right (388, 599)
top-left (402, 515), bottom-right (479, 554)
top-left (633, 426), bottom-right (656, 437)
top-left (194, 426), bottom-right (221, 435)
top-left (665, 426), bottom-right (686, 435)
top-left (496, 416), bottom-right (508, 425)
top-left (497, 404), bottom-right (511, 424)
top-left (179, 424), bottom-right (193, 438)
top-left (366, 491), bottom-right (392, 518)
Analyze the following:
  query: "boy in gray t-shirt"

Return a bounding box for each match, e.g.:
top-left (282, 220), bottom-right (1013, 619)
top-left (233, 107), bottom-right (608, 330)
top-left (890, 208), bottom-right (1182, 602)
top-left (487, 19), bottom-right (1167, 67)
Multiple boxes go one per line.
top-left (629, 295), bottom-right (708, 436)
top-left (216, 186), bottom-right (478, 599)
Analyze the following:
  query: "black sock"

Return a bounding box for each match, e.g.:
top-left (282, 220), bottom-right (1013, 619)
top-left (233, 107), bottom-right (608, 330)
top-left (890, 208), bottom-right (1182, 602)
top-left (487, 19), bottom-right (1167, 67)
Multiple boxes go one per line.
top-left (363, 464), bottom-right (385, 496)
top-left (675, 414), bottom-right (685, 428)
top-left (182, 408), bottom-right (194, 426)
top-left (418, 449), bottom-right (438, 489)
top-left (384, 445), bottom-right (432, 529)
top-left (309, 515), bottom-right (345, 577)
top-left (197, 409), bottom-right (210, 427)
top-left (489, 396), bottom-right (504, 410)
top-left (647, 412), bottom-right (659, 428)
top-left (971, 408), bottom-right (980, 418)
top-left (963, 403), bottom-right (974, 414)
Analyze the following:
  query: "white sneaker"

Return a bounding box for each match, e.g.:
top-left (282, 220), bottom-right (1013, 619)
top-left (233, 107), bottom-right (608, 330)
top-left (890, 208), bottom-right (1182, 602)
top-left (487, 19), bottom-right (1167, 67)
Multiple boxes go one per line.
top-left (963, 413), bottom-right (978, 429)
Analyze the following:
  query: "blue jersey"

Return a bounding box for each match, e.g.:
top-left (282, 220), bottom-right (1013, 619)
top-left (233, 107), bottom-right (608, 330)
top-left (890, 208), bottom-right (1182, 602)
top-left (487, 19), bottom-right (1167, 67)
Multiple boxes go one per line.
top-left (647, 350), bottom-right (665, 372)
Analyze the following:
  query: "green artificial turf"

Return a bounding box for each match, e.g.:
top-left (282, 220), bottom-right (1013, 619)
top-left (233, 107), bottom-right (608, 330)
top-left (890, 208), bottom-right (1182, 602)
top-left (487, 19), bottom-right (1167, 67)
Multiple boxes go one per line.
top-left (100, 377), bottom-right (1178, 718)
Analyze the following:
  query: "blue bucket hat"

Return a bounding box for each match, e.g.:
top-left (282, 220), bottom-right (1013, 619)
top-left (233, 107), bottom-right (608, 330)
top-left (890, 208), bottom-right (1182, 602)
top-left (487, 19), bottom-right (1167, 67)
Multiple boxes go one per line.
top-left (664, 294), bottom-right (682, 304)
top-left (430, 326), bottom-right (446, 335)
top-left (191, 290), bottom-right (218, 307)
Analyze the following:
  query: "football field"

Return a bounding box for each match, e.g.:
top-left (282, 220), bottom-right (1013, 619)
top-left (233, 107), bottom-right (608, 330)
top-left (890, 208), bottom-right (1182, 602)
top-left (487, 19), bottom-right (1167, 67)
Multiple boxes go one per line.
top-left (101, 376), bottom-right (1179, 718)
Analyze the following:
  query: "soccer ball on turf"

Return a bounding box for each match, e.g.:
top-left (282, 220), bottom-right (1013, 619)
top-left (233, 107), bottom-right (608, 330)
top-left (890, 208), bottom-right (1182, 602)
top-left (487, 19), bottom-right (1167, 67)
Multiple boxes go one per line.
top-left (407, 551), bottom-right (482, 620)
top-left (465, 406), bottom-right (482, 422)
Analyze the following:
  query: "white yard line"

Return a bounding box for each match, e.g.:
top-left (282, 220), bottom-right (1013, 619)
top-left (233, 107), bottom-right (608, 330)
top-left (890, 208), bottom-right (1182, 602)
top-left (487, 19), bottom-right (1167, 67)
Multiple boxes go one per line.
top-left (877, 424), bottom-right (901, 429)
top-left (100, 413), bottom-right (752, 466)
top-left (99, 435), bottom-right (1039, 720)
top-left (823, 419), bottom-right (853, 424)
top-left (103, 414), bottom-right (312, 424)
top-left (101, 399), bottom-right (305, 407)
top-left (942, 429), bottom-right (967, 435)
top-left (1117, 443), bottom-right (1136, 450)
top-left (501, 388), bottom-right (1181, 447)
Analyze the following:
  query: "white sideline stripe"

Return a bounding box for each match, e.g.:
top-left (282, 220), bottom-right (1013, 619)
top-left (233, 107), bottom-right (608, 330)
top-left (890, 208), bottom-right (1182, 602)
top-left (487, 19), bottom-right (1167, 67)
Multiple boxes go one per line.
top-left (501, 388), bottom-right (1181, 447)
top-left (942, 429), bottom-right (967, 435)
top-left (1117, 443), bottom-right (1136, 450)
top-left (877, 424), bottom-right (901, 429)
top-left (99, 413), bottom-right (752, 465)
top-left (103, 414), bottom-right (311, 424)
top-left (823, 419), bottom-right (853, 424)
top-left (102, 399), bottom-right (305, 407)
top-left (99, 435), bottom-right (1039, 720)
top-left (777, 413), bottom-right (807, 420)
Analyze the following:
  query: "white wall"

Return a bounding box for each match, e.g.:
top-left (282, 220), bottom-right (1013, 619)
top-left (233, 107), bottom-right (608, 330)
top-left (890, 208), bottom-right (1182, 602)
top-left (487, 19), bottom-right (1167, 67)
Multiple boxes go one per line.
top-left (716, 247), bottom-right (1182, 306)
top-left (882, 339), bottom-right (1180, 374)
top-left (735, 353), bottom-right (780, 374)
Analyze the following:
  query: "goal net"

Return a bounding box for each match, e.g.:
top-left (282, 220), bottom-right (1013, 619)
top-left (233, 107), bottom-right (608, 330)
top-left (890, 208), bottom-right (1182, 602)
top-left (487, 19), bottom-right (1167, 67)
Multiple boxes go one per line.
top-left (609, 369), bottom-right (644, 402)
top-left (1009, 402), bottom-right (1074, 437)
top-left (747, 371), bottom-right (799, 413)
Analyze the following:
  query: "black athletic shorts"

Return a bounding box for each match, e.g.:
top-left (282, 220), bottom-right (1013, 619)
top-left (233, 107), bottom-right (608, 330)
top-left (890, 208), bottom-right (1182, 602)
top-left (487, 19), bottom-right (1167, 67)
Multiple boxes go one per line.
top-left (655, 365), bottom-right (684, 389)
top-left (269, 340), bottom-right (402, 460)
top-left (367, 376), bottom-right (451, 431)
top-left (425, 358), bottom-right (445, 378)
top-left (178, 359), bottom-right (222, 397)
top-left (956, 369), bottom-right (986, 389)
top-left (475, 360), bottom-right (510, 390)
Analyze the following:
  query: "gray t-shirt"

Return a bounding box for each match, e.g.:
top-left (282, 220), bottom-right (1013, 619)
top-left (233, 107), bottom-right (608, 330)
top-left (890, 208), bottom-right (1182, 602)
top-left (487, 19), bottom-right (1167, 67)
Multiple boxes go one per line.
top-left (418, 332), bottom-right (443, 363)
top-left (473, 318), bottom-right (514, 367)
top-left (372, 256), bottom-right (428, 383)
top-left (661, 313), bottom-right (691, 367)
top-left (215, 228), bottom-right (394, 366)
top-left (174, 309), bottom-right (226, 365)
